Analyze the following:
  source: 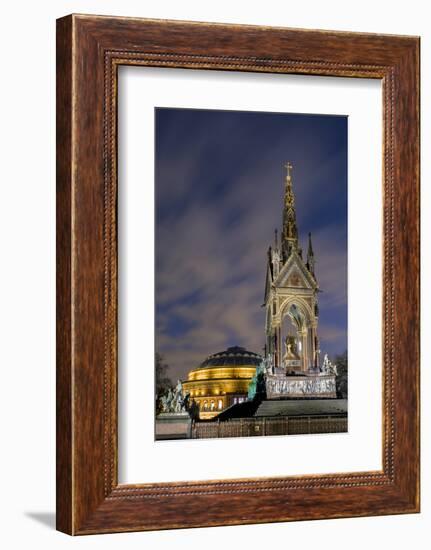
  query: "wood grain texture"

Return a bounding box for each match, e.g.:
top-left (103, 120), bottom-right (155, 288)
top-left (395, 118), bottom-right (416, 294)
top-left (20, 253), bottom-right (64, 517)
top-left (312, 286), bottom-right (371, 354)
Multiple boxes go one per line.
top-left (56, 15), bottom-right (73, 535)
top-left (56, 14), bottom-right (420, 535)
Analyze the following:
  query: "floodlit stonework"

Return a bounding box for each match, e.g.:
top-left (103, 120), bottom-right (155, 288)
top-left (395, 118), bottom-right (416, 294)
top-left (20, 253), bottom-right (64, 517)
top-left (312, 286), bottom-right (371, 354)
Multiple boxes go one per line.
top-left (262, 163), bottom-right (336, 398)
top-left (264, 163), bottom-right (320, 373)
top-left (182, 346), bottom-right (261, 419)
top-left (181, 163), bottom-right (337, 422)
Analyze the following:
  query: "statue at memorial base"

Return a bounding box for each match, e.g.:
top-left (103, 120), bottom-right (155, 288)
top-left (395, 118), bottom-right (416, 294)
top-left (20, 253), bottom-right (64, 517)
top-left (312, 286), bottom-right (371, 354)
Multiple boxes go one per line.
top-left (321, 353), bottom-right (338, 376)
top-left (158, 380), bottom-right (191, 415)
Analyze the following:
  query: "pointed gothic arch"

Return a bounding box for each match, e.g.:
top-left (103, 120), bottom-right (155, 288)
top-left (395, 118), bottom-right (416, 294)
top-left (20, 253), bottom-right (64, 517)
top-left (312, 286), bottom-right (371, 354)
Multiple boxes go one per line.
top-left (279, 298), bottom-right (315, 371)
top-left (279, 295), bottom-right (314, 326)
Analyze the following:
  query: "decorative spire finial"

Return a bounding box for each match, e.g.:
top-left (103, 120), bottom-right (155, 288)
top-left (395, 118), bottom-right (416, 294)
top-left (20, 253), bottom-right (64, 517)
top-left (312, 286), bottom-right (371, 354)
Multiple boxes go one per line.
top-left (307, 232), bottom-right (315, 276)
top-left (308, 232), bottom-right (314, 256)
top-left (284, 161), bottom-right (293, 179)
top-left (281, 161), bottom-right (298, 261)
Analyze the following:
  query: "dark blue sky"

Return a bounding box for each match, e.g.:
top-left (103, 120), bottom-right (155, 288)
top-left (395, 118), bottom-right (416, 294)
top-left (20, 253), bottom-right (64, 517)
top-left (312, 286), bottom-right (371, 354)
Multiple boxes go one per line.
top-left (155, 107), bottom-right (347, 381)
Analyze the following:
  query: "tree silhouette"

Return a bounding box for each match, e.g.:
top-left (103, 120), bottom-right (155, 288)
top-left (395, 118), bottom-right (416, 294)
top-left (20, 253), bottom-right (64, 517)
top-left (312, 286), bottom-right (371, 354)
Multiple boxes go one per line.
top-left (334, 350), bottom-right (348, 399)
top-left (155, 353), bottom-right (173, 399)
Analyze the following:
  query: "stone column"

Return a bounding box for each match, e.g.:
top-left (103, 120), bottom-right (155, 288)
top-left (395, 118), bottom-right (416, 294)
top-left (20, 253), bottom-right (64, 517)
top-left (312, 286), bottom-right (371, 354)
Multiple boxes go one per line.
top-left (267, 330), bottom-right (272, 360)
top-left (310, 325), bottom-right (316, 367)
top-left (301, 327), bottom-right (308, 371)
top-left (277, 325), bottom-right (282, 368)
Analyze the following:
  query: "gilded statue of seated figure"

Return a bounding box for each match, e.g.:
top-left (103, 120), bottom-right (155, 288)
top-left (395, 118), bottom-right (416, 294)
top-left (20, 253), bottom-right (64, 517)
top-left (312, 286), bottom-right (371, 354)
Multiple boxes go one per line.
top-left (283, 335), bottom-right (300, 369)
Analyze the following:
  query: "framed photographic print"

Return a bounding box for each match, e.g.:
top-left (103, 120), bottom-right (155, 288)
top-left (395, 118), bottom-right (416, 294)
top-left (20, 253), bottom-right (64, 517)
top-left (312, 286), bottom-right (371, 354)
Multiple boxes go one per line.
top-left (56, 14), bottom-right (420, 534)
top-left (152, 107), bottom-right (348, 442)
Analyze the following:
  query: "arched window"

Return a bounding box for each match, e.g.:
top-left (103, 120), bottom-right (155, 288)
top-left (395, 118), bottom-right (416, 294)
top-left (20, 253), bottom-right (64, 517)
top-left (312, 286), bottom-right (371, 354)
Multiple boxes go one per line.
top-left (218, 399), bottom-right (223, 410)
top-left (210, 400), bottom-right (215, 411)
top-left (203, 400), bottom-right (208, 410)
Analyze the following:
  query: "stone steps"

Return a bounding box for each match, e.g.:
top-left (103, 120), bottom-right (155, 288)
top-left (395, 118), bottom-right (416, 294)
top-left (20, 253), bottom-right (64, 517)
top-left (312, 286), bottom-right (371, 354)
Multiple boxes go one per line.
top-left (254, 398), bottom-right (347, 417)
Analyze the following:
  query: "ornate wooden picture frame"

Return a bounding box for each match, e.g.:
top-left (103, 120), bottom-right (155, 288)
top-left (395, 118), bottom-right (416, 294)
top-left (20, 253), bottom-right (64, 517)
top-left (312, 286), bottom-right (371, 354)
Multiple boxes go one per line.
top-left (56, 14), bottom-right (420, 535)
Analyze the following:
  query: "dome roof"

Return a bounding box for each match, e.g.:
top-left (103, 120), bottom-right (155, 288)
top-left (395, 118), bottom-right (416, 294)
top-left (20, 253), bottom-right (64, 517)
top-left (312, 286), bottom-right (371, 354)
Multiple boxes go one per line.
top-left (199, 346), bottom-right (262, 368)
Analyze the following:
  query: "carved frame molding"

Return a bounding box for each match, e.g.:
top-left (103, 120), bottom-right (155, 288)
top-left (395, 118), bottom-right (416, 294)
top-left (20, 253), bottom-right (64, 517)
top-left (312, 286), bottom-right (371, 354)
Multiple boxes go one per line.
top-left (57, 15), bottom-right (419, 534)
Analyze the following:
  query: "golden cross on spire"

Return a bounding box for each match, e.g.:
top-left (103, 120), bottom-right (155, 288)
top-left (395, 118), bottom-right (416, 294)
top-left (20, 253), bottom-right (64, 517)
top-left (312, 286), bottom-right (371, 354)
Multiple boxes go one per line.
top-left (284, 162), bottom-right (293, 179)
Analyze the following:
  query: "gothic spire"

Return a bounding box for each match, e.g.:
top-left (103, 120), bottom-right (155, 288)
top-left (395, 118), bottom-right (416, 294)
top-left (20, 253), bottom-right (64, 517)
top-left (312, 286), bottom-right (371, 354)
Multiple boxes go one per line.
top-left (281, 162), bottom-right (299, 261)
top-left (307, 231), bottom-right (314, 257)
top-left (307, 232), bottom-right (315, 276)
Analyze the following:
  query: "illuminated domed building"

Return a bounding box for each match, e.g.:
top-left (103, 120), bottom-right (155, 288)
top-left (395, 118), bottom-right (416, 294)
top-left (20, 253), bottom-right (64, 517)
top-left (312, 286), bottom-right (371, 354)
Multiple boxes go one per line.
top-left (182, 346), bottom-right (262, 419)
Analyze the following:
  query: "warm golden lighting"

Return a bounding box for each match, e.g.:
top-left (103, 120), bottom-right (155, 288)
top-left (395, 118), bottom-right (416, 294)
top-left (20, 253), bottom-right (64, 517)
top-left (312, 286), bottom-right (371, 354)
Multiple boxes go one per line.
top-left (182, 346), bottom-right (261, 420)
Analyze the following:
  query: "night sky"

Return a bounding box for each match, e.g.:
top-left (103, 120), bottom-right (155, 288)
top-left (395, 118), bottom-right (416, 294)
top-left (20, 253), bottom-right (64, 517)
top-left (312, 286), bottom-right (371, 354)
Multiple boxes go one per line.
top-left (155, 107), bottom-right (347, 382)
